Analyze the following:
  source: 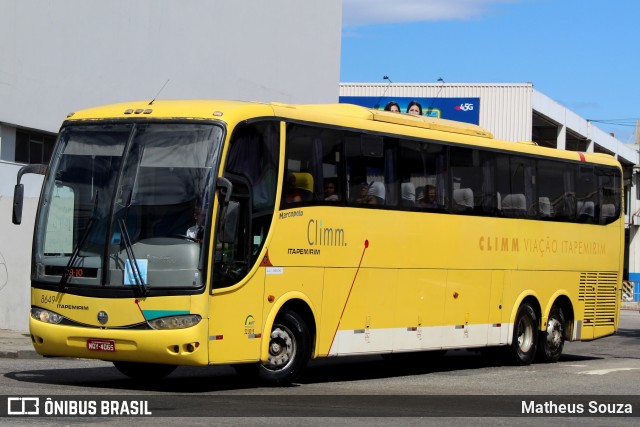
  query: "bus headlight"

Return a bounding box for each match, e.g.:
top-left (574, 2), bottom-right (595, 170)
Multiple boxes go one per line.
top-left (31, 308), bottom-right (64, 324)
top-left (148, 314), bottom-right (202, 330)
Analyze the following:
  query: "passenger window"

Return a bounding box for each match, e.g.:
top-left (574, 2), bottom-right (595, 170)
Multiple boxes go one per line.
top-left (576, 166), bottom-right (597, 223)
top-left (225, 124), bottom-right (279, 211)
top-left (597, 167), bottom-right (621, 224)
top-left (276, 122), bottom-right (622, 228)
top-left (478, 151), bottom-right (499, 214)
top-left (418, 143), bottom-right (447, 210)
top-left (450, 147), bottom-right (482, 213)
top-left (537, 160), bottom-right (575, 221)
top-left (398, 139), bottom-right (422, 208)
top-left (345, 134), bottom-right (387, 207)
top-left (213, 121), bottom-right (279, 288)
top-left (284, 124), bottom-right (343, 206)
top-left (508, 156), bottom-right (536, 218)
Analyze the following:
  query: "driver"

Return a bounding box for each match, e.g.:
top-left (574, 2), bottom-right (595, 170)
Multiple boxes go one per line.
top-left (186, 206), bottom-right (204, 241)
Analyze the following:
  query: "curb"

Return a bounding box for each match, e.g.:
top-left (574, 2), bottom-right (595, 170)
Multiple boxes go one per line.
top-left (0, 349), bottom-right (42, 359)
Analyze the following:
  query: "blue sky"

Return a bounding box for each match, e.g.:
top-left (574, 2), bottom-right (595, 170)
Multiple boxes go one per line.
top-left (341, 0), bottom-right (639, 143)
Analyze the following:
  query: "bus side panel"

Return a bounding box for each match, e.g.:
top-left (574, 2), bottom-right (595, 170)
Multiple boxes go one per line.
top-left (208, 269), bottom-right (266, 364)
top-left (317, 267), bottom-right (353, 357)
top-left (488, 270), bottom-right (508, 345)
top-left (394, 269), bottom-right (447, 352)
top-left (442, 270), bottom-right (492, 348)
top-left (320, 268), bottom-right (396, 356)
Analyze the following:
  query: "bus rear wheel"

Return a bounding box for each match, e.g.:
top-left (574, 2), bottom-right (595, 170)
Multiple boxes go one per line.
top-left (113, 361), bottom-right (177, 380)
top-left (509, 303), bottom-right (538, 365)
top-left (536, 306), bottom-right (565, 363)
top-left (258, 309), bottom-right (311, 385)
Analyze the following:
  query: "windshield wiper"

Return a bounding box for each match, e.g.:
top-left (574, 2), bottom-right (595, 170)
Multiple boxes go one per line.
top-left (59, 191), bottom-right (100, 290)
top-left (118, 218), bottom-right (148, 296)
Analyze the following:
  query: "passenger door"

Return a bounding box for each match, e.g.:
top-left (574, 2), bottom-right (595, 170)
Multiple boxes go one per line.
top-left (208, 122), bottom-right (279, 363)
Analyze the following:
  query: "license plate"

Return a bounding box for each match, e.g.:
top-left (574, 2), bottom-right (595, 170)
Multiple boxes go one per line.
top-left (86, 339), bottom-right (115, 352)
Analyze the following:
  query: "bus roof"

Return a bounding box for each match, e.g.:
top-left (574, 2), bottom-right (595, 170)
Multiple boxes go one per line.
top-left (64, 99), bottom-right (621, 169)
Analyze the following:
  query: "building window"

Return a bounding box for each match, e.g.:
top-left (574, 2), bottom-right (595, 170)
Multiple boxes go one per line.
top-left (15, 130), bottom-right (56, 164)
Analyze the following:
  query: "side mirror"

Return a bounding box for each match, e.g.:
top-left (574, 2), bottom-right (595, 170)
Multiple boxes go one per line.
top-left (12, 163), bottom-right (47, 225)
top-left (12, 184), bottom-right (24, 225)
top-left (216, 176), bottom-right (232, 203)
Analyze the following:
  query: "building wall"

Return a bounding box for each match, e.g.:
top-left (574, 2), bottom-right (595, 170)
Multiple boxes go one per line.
top-left (340, 83), bottom-right (534, 142)
top-left (0, 125), bottom-right (17, 163)
top-left (0, 0), bottom-right (342, 133)
top-left (0, 161), bottom-right (43, 330)
top-left (0, 0), bottom-right (342, 331)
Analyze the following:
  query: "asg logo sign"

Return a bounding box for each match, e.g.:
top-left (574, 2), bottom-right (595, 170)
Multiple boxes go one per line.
top-left (7, 397), bottom-right (39, 415)
top-left (455, 103), bottom-right (474, 112)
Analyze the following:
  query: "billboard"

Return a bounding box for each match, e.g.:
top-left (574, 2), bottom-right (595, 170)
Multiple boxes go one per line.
top-left (339, 96), bottom-right (480, 125)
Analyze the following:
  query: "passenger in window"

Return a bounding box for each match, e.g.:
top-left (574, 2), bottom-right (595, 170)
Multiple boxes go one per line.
top-left (367, 181), bottom-right (386, 205)
top-left (384, 101), bottom-right (401, 113)
top-left (418, 185), bottom-right (438, 208)
top-left (352, 178), bottom-right (373, 204)
top-left (324, 179), bottom-right (339, 201)
top-left (186, 206), bottom-right (205, 242)
top-left (406, 101), bottom-right (423, 116)
top-left (356, 185), bottom-right (372, 204)
top-left (353, 181), bottom-right (385, 205)
top-left (401, 182), bottom-right (416, 207)
top-left (285, 172), bottom-right (302, 203)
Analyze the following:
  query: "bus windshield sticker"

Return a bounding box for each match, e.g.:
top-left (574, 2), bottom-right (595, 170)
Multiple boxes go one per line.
top-left (124, 259), bottom-right (148, 285)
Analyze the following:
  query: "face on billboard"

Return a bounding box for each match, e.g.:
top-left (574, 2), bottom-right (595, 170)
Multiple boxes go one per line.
top-left (340, 96), bottom-right (480, 125)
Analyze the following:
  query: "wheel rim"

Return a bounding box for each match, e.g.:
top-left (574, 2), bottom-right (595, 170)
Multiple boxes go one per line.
top-left (264, 324), bottom-right (296, 371)
top-left (517, 315), bottom-right (534, 353)
top-left (545, 317), bottom-right (563, 350)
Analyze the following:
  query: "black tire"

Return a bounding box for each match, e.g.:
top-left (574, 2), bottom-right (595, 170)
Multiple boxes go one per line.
top-left (509, 303), bottom-right (538, 365)
top-left (258, 309), bottom-right (311, 385)
top-left (536, 306), bottom-right (565, 363)
top-left (113, 361), bottom-right (177, 380)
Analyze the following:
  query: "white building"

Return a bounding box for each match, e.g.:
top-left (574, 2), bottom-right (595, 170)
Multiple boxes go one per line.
top-left (0, 0), bottom-right (342, 330)
top-left (340, 82), bottom-right (640, 298)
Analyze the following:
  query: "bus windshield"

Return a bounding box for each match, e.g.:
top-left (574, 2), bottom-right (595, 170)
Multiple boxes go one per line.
top-left (34, 122), bottom-right (223, 292)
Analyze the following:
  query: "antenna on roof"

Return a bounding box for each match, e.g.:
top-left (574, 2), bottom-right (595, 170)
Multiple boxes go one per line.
top-left (427, 77), bottom-right (446, 113)
top-left (374, 75), bottom-right (393, 109)
top-left (149, 79), bottom-right (170, 105)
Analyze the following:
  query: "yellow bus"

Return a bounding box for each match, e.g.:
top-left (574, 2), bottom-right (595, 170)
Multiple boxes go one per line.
top-left (13, 100), bottom-right (623, 384)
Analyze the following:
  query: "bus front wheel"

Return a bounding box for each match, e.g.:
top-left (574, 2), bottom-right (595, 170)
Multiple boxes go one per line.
top-left (113, 361), bottom-right (177, 380)
top-left (536, 306), bottom-right (565, 363)
top-left (258, 309), bottom-right (311, 385)
top-left (509, 303), bottom-right (538, 365)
